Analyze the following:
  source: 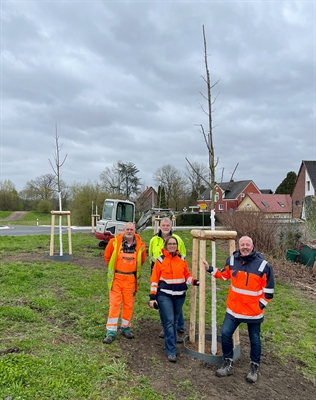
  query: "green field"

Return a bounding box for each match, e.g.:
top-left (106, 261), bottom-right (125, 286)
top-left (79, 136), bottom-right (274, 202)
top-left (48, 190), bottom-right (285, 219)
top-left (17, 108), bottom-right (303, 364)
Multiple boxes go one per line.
top-left (0, 225), bottom-right (315, 399)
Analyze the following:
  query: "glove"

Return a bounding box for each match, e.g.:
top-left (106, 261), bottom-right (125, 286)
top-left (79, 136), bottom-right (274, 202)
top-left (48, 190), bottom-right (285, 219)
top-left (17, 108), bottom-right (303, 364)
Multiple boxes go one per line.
top-left (259, 302), bottom-right (265, 310)
top-left (206, 265), bottom-right (214, 273)
top-left (193, 279), bottom-right (200, 286)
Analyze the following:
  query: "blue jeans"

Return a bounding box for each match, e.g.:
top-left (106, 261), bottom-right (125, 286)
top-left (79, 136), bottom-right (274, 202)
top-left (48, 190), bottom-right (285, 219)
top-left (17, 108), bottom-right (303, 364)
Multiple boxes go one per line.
top-left (177, 310), bottom-right (185, 332)
top-left (157, 295), bottom-right (185, 356)
top-left (221, 314), bottom-right (262, 364)
top-left (159, 308), bottom-right (185, 332)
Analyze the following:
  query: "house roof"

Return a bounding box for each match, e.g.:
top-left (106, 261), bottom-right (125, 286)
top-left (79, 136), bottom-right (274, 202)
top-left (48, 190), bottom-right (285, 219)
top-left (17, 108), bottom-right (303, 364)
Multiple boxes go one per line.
top-left (260, 189), bottom-right (274, 194)
top-left (303, 160), bottom-right (316, 189)
top-left (200, 180), bottom-right (259, 201)
top-left (139, 186), bottom-right (157, 198)
top-left (241, 193), bottom-right (292, 213)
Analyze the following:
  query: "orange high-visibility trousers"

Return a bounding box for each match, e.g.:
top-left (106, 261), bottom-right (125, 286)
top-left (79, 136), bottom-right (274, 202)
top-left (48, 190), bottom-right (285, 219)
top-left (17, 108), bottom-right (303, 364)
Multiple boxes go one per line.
top-left (106, 273), bottom-right (136, 333)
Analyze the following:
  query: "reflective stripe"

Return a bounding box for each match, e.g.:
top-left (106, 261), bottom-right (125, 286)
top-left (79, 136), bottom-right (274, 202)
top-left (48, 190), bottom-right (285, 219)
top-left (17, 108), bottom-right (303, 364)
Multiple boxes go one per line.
top-left (121, 318), bottom-right (130, 326)
top-left (263, 287), bottom-right (274, 294)
top-left (107, 327), bottom-right (118, 332)
top-left (227, 308), bottom-right (264, 320)
top-left (187, 276), bottom-right (193, 285)
top-left (260, 298), bottom-right (268, 306)
top-left (231, 285), bottom-right (263, 296)
top-left (160, 278), bottom-right (186, 284)
top-left (230, 255), bottom-right (234, 266)
top-left (107, 317), bottom-right (118, 324)
top-left (258, 260), bottom-right (267, 272)
top-left (214, 267), bottom-right (227, 280)
top-left (160, 289), bottom-right (186, 296)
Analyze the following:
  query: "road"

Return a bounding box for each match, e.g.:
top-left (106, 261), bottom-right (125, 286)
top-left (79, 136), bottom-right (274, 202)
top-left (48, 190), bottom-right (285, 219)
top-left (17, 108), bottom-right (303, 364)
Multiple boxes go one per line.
top-left (0, 225), bottom-right (211, 237)
top-left (0, 225), bottom-right (93, 236)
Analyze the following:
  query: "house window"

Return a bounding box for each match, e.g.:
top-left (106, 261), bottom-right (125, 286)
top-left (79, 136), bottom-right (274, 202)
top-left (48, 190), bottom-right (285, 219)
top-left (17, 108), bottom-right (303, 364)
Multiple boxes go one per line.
top-left (215, 192), bottom-right (219, 202)
top-left (241, 193), bottom-right (245, 199)
top-left (246, 204), bottom-right (251, 208)
top-left (219, 204), bottom-right (224, 211)
top-left (307, 181), bottom-right (310, 191)
top-left (277, 202), bottom-right (285, 207)
top-left (261, 201), bottom-right (269, 208)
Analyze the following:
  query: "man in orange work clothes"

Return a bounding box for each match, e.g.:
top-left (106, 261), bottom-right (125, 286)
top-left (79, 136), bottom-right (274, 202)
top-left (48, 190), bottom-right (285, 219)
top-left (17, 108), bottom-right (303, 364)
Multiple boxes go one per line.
top-left (103, 222), bottom-right (146, 344)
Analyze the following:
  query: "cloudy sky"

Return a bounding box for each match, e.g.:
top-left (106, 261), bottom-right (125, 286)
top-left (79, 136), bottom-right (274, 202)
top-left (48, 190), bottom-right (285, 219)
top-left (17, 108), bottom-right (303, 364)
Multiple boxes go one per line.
top-left (1, 0), bottom-right (315, 194)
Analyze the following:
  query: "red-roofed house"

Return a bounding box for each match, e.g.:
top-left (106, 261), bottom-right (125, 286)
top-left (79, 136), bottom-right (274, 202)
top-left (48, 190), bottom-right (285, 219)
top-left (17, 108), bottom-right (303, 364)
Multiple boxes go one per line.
top-left (197, 180), bottom-right (261, 212)
top-left (237, 193), bottom-right (292, 218)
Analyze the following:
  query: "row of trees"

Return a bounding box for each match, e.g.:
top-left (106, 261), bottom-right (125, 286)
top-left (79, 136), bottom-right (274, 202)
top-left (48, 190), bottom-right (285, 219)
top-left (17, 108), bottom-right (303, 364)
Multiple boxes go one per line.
top-left (0, 163), bottom-right (300, 226)
top-left (0, 161), bottom-right (209, 225)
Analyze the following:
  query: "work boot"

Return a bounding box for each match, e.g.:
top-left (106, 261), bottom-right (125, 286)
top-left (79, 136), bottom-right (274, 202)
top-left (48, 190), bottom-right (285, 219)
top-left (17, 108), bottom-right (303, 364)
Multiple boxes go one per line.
top-left (215, 358), bottom-right (234, 377)
top-left (246, 362), bottom-right (259, 383)
top-left (167, 354), bottom-right (177, 363)
top-left (103, 335), bottom-right (115, 344)
top-left (121, 328), bottom-right (134, 339)
top-left (159, 329), bottom-right (164, 338)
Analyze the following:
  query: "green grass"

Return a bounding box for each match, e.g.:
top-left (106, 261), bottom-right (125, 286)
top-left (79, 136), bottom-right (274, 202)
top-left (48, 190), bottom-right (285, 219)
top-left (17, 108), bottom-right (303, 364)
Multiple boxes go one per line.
top-left (0, 211), bottom-right (52, 226)
top-left (0, 230), bottom-right (315, 399)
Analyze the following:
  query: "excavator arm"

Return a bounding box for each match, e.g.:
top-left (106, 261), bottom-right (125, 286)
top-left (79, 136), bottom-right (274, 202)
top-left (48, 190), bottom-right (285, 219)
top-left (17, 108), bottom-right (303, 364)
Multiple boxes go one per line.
top-left (135, 208), bottom-right (174, 233)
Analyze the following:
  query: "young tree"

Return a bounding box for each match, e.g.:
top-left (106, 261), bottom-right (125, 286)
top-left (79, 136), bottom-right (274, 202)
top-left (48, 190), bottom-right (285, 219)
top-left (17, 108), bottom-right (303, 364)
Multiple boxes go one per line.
top-left (49, 126), bottom-right (68, 256)
top-left (275, 171), bottom-right (297, 194)
top-left (185, 25), bottom-right (220, 355)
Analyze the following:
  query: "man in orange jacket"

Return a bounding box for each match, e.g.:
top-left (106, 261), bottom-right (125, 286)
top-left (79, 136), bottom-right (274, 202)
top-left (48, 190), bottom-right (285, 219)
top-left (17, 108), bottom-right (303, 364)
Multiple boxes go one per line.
top-left (203, 236), bottom-right (274, 383)
top-left (103, 222), bottom-right (146, 344)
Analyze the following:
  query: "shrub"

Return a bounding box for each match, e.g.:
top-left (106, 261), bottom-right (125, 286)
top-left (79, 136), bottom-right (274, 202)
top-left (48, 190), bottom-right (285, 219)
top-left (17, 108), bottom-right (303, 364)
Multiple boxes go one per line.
top-left (217, 211), bottom-right (281, 255)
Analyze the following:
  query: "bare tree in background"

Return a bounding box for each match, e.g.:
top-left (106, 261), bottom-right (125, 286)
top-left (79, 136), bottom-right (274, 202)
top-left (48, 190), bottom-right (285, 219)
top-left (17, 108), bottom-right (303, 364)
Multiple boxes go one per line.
top-left (49, 125), bottom-right (68, 256)
top-left (184, 162), bottom-right (209, 204)
top-left (153, 164), bottom-right (186, 210)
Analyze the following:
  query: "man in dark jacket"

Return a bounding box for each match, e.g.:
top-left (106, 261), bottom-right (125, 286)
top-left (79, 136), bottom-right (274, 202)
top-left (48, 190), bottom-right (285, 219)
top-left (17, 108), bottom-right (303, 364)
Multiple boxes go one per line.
top-left (203, 236), bottom-right (274, 383)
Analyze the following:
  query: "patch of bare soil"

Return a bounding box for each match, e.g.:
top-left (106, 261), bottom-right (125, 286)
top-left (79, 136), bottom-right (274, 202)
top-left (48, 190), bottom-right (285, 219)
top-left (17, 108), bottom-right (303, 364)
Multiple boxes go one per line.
top-left (121, 319), bottom-right (315, 400)
top-left (3, 250), bottom-right (316, 399)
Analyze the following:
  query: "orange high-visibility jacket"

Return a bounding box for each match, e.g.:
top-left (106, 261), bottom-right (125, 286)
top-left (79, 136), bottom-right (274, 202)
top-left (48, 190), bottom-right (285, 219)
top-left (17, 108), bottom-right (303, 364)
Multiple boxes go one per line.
top-left (211, 250), bottom-right (274, 323)
top-left (150, 248), bottom-right (197, 300)
top-left (104, 233), bottom-right (146, 291)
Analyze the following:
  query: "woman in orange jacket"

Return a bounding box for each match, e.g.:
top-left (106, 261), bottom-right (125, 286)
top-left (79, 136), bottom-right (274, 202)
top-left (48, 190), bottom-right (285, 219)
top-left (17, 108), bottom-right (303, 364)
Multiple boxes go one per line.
top-left (148, 236), bottom-right (199, 362)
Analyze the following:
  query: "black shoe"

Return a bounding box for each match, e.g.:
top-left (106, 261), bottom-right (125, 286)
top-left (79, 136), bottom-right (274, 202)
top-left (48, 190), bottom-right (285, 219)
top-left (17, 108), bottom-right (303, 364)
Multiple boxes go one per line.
top-left (215, 359), bottom-right (234, 377)
top-left (176, 331), bottom-right (185, 343)
top-left (103, 336), bottom-right (115, 344)
top-left (246, 362), bottom-right (259, 383)
top-left (168, 354), bottom-right (177, 363)
top-left (122, 330), bottom-right (134, 339)
top-left (159, 329), bottom-right (164, 338)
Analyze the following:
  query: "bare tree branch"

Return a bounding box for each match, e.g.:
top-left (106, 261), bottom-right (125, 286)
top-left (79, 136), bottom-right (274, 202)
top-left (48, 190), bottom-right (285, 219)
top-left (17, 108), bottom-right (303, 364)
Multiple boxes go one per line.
top-left (48, 124), bottom-right (68, 192)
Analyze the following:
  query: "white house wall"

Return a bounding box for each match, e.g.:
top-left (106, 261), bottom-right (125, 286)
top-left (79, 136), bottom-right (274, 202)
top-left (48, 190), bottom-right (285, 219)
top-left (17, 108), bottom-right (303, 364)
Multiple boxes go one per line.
top-left (305, 169), bottom-right (314, 196)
